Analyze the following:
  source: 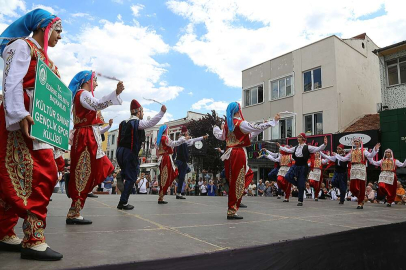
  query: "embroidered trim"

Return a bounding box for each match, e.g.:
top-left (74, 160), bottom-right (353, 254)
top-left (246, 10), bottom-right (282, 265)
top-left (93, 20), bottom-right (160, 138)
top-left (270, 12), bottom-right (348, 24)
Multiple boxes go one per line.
top-left (75, 147), bottom-right (91, 196)
top-left (83, 96), bottom-right (113, 111)
top-left (235, 166), bottom-right (245, 200)
top-left (226, 132), bottom-right (244, 147)
top-left (5, 131), bottom-right (34, 206)
top-left (22, 212), bottom-right (45, 248)
top-left (0, 234), bottom-right (18, 242)
top-left (67, 200), bottom-right (82, 219)
top-left (161, 166), bottom-right (168, 188)
top-left (73, 106), bottom-right (87, 125)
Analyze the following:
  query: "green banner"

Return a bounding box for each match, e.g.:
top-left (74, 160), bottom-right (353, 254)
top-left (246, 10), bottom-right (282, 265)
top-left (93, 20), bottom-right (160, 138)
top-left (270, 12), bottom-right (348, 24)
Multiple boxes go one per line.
top-left (31, 58), bottom-right (71, 151)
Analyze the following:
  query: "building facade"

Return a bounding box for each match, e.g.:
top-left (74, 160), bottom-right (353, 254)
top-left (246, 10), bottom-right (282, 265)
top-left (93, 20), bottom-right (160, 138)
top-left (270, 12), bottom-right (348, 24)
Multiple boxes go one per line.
top-left (106, 128), bottom-right (119, 168)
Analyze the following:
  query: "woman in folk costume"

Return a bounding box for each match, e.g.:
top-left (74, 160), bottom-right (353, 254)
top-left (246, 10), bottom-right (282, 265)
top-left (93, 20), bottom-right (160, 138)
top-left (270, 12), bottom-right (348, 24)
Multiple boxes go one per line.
top-left (261, 146), bottom-right (294, 202)
top-left (307, 152), bottom-right (328, 201)
top-left (213, 102), bottom-right (279, 219)
top-left (368, 148), bottom-right (406, 207)
top-left (67, 71), bottom-right (124, 224)
top-left (0, 9), bottom-right (63, 260)
top-left (156, 125), bottom-right (190, 204)
top-left (334, 138), bottom-right (379, 209)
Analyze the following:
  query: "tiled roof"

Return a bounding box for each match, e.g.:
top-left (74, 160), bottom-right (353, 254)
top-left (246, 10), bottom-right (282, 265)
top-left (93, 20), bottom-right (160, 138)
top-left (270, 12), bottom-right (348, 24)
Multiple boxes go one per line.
top-left (351, 33), bottom-right (367, 40)
top-left (343, 114), bottom-right (380, 132)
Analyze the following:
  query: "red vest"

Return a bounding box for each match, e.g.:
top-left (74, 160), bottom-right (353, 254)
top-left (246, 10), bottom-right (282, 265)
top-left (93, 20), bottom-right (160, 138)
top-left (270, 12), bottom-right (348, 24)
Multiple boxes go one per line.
top-left (225, 119), bottom-right (251, 148)
top-left (158, 135), bottom-right (174, 155)
top-left (73, 90), bottom-right (104, 128)
top-left (381, 159), bottom-right (396, 172)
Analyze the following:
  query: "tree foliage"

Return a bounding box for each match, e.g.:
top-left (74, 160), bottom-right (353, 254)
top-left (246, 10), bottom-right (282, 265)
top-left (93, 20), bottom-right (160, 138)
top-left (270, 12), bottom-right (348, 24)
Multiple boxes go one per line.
top-left (187, 110), bottom-right (226, 176)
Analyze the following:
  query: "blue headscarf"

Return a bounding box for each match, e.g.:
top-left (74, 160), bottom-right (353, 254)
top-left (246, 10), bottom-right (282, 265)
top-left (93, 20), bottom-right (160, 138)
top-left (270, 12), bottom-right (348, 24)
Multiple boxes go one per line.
top-left (68, 70), bottom-right (93, 98)
top-left (156, 125), bottom-right (168, 147)
top-left (0, 9), bottom-right (57, 56)
top-left (226, 102), bottom-right (240, 132)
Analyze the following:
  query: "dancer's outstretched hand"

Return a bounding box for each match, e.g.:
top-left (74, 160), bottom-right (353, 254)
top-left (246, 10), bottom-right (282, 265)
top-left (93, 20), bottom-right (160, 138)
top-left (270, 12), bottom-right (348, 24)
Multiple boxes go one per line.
top-left (161, 105), bottom-right (167, 113)
top-left (116, 81), bottom-right (125, 95)
top-left (203, 134), bottom-right (209, 139)
top-left (19, 115), bottom-right (35, 140)
top-left (374, 143), bottom-right (381, 151)
top-left (274, 113), bottom-right (280, 121)
top-left (109, 119), bottom-right (113, 126)
top-left (324, 136), bottom-right (328, 145)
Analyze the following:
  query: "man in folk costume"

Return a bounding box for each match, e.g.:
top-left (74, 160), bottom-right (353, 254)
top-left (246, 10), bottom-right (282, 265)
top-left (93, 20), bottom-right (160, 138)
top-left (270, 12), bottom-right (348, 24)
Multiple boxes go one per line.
top-left (213, 102), bottom-right (279, 219)
top-left (173, 126), bottom-right (208, 199)
top-left (307, 152), bottom-right (328, 201)
top-left (367, 148), bottom-right (406, 207)
top-left (320, 144), bottom-right (348, 204)
top-left (156, 125), bottom-right (191, 204)
top-left (116, 100), bottom-right (166, 210)
top-left (334, 138), bottom-right (379, 209)
top-left (67, 71), bottom-right (124, 224)
top-left (0, 9), bottom-right (63, 260)
top-left (278, 133), bottom-right (327, 206)
top-left (262, 146), bottom-right (294, 202)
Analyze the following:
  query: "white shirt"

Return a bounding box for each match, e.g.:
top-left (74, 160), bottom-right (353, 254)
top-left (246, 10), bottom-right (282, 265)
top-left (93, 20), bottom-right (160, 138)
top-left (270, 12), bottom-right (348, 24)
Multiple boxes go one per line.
top-left (138, 177), bottom-right (148, 193)
top-left (368, 157), bottom-right (406, 168)
top-left (334, 148), bottom-right (377, 162)
top-left (279, 143), bottom-right (326, 157)
top-left (179, 136), bottom-right (204, 147)
top-left (100, 124), bottom-right (111, 134)
top-left (213, 118), bottom-right (279, 141)
top-left (200, 184), bottom-right (207, 193)
top-left (79, 89), bottom-right (122, 112)
top-left (125, 110), bottom-right (165, 130)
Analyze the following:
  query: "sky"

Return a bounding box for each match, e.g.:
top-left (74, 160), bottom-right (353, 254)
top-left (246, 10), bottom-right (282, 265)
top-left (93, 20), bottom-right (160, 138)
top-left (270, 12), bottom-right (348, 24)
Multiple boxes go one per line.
top-left (0, 0), bottom-right (406, 130)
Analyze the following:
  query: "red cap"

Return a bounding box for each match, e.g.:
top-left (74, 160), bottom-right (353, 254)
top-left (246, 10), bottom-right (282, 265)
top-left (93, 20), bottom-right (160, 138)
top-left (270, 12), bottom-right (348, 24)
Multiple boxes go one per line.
top-left (338, 144), bottom-right (344, 149)
top-left (298, 133), bottom-right (307, 140)
top-left (130, 99), bottom-right (142, 114)
top-left (181, 126), bottom-right (188, 133)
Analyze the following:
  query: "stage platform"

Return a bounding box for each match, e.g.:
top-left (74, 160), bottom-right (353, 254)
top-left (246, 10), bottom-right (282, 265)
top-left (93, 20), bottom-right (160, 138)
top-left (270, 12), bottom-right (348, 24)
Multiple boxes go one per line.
top-left (1, 194), bottom-right (406, 270)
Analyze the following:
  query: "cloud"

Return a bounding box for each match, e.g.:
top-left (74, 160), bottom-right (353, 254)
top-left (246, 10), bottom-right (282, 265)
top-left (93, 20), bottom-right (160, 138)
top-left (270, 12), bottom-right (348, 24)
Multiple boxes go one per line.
top-left (31, 4), bottom-right (56, 14)
top-left (131, 4), bottom-right (144, 17)
top-left (187, 92), bottom-right (193, 96)
top-left (191, 98), bottom-right (228, 112)
top-left (0, 0), bottom-right (25, 20)
top-left (71, 12), bottom-right (91, 18)
top-left (167, 0), bottom-right (406, 88)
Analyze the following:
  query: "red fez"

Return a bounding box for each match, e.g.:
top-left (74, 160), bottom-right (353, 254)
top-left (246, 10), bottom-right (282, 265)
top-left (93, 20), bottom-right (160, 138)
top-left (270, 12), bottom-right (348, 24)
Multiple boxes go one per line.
top-left (298, 133), bottom-right (307, 140)
top-left (338, 144), bottom-right (344, 149)
top-left (181, 126), bottom-right (188, 133)
top-left (130, 99), bottom-right (142, 114)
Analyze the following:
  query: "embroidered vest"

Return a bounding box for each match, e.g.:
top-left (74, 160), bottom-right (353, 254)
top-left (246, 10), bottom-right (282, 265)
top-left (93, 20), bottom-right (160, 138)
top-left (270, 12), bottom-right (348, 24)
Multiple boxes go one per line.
top-left (225, 119), bottom-right (251, 148)
top-left (381, 159), bottom-right (396, 172)
top-left (158, 135), bottom-right (174, 155)
top-left (73, 90), bottom-right (104, 128)
top-left (351, 149), bottom-right (366, 164)
top-left (312, 157), bottom-right (323, 170)
top-left (117, 119), bottom-right (145, 154)
top-left (280, 154), bottom-right (293, 166)
top-left (292, 145), bottom-right (309, 166)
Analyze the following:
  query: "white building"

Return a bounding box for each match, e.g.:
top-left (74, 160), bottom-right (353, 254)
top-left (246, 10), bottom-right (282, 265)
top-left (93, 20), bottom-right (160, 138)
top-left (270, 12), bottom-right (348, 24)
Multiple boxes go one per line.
top-left (106, 128), bottom-right (119, 167)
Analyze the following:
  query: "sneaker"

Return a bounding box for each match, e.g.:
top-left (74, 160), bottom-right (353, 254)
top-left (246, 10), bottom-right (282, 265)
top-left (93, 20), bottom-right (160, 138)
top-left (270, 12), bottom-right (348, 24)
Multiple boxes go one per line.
top-left (176, 195), bottom-right (186, 199)
top-left (297, 202), bottom-right (303, 206)
top-left (283, 199), bottom-right (289, 202)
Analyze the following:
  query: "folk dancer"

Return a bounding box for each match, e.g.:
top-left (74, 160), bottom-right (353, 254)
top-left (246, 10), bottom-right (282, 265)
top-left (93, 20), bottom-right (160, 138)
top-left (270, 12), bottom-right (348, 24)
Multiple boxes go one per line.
top-left (307, 152), bottom-right (328, 201)
top-left (368, 148), bottom-right (406, 207)
top-left (278, 133), bottom-right (327, 206)
top-left (66, 71), bottom-right (124, 224)
top-left (116, 100), bottom-right (166, 210)
top-left (156, 125), bottom-right (190, 204)
top-left (333, 139), bottom-right (379, 209)
top-left (173, 126), bottom-right (208, 199)
top-left (213, 102), bottom-right (279, 219)
top-left (320, 144), bottom-right (348, 204)
top-left (0, 9), bottom-right (63, 260)
top-left (261, 146), bottom-right (294, 202)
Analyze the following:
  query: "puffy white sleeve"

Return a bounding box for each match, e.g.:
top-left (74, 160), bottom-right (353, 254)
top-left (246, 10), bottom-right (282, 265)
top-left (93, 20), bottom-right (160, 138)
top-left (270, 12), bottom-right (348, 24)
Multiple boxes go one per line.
top-left (368, 158), bottom-right (382, 167)
top-left (139, 110), bottom-right (165, 130)
top-left (166, 137), bottom-right (187, 148)
top-left (364, 149), bottom-right (377, 159)
top-left (2, 40), bottom-right (31, 131)
top-left (265, 155), bottom-right (280, 162)
top-left (279, 145), bottom-right (295, 154)
top-left (320, 151), bottom-right (337, 162)
top-left (240, 119), bottom-right (279, 137)
top-left (335, 153), bottom-right (351, 162)
top-left (213, 126), bottom-right (225, 141)
top-left (396, 159), bottom-right (406, 168)
top-left (186, 136), bottom-right (204, 146)
top-left (321, 159), bottom-right (328, 165)
top-left (308, 144), bottom-right (326, 153)
top-left (99, 124), bottom-right (111, 134)
top-left (80, 89), bottom-right (122, 111)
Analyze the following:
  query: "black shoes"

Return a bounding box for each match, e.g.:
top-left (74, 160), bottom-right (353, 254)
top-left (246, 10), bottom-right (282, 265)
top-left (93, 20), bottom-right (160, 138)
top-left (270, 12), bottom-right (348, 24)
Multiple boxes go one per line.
top-left (239, 203), bottom-right (247, 208)
top-left (356, 205), bottom-right (364, 209)
top-left (88, 193), bottom-right (98, 198)
top-left (283, 199), bottom-right (289, 202)
top-left (176, 195), bottom-right (186, 199)
top-left (117, 203), bottom-right (134, 210)
top-left (387, 203), bottom-right (392, 207)
top-left (315, 198), bottom-right (318, 201)
top-left (66, 218), bottom-right (92, 225)
top-left (21, 247), bottom-right (63, 261)
top-left (297, 202), bottom-right (303, 206)
top-left (227, 214), bottom-right (243, 220)
top-left (158, 201), bottom-right (168, 204)
top-left (0, 241), bottom-right (21, 252)
top-left (339, 201), bottom-right (344, 205)
top-left (277, 196), bottom-right (281, 199)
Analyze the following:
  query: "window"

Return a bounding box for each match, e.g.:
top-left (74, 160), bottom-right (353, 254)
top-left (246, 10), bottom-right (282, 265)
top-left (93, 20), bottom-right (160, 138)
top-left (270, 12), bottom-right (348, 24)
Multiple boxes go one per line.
top-left (111, 134), bottom-right (115, 145)
top-left (270, 75), bottom-right (293, 100)
top-left (303, 67), bottom-right (322, 92)
top-left (304, 112), bottom-right (323, 136)
top-left (244, 85), bottom-right (264, 106)
top-left (270, 117), bottom-right (294, 139)
top-left (387, 57), bottom-right (406, 86)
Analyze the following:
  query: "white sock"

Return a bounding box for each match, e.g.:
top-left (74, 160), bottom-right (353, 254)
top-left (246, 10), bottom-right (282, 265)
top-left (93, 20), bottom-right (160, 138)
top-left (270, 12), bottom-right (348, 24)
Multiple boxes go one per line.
top-left (76, 216), bottom-right (84, 220)
top-left (1, 236), bottom-right (21, 245)
top-left (30, 243), bottom-right (49, 252)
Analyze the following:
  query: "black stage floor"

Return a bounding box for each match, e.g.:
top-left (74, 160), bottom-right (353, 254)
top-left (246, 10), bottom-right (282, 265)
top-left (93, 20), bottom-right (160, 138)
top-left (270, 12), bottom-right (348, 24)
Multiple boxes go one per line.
top-left (1, 194), bottom-right (406, 270)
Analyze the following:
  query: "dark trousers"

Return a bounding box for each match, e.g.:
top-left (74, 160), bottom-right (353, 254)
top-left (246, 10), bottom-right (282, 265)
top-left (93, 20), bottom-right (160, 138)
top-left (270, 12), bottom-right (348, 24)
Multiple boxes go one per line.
top-left (116, 147), bottom-right (140, 205)
top-left (175, 160), bottom-right (188, 195)
top-left (332, 172), bottom-right (347, 203)
top-left (285, 165), bottom-right (308, 202)
top-left (268, 167), bottom-right (279, 181)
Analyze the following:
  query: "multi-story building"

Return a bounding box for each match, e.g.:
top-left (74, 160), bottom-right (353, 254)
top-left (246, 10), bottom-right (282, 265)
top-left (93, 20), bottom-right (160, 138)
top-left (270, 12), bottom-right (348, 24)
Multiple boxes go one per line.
top-left (106, 128), bottom-right (119, 167)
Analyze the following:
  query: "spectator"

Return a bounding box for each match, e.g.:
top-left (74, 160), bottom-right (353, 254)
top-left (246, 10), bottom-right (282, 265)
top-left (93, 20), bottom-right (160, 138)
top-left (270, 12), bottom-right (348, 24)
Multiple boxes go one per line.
top-left (59, 169), bottom-right (66, 194)
top-left (200, 180), bottom-right (208, 196)
top-left (136, 173), bottom-right (149, 195)
top-left (207, 180), bottom-right (216, 196)
top-left (151, 177), bottom-right (159, 195)
top-left (146, 174), bottom-right (152, 194)
top-left (291, 186), bottom-right (299, 197)
top-left (318, 183), bottom-right (327, 199)
top-left (54, 172), bottom-right (62, 193)
top-left (103, 174), bottom-right (114, 194)
top-left (328, 184), bottom-right (340, 200)
top-left (190, 180), bottom-right (196, 196)
top-left (197, 177), bottom-right (203, 196)
top-left (248, 180), bottom-right (256, 196)
top-left (112, 173), bottom-right (118, 194)
top-left (264, 181), bottom-right (273, 197)
top-left (304, 183), bottom-right (314, 199)
top-left (395, 181), bottom-right (405, 205)
top-left (365, 186), bottom-right (376, 203)
top-left (257, 179), bottom-right (265, 197)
